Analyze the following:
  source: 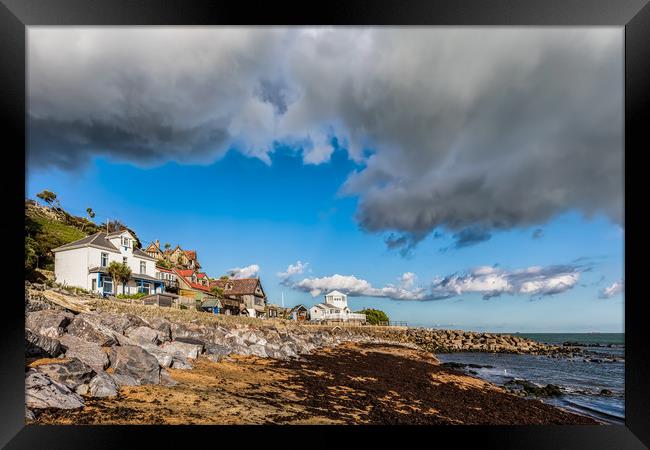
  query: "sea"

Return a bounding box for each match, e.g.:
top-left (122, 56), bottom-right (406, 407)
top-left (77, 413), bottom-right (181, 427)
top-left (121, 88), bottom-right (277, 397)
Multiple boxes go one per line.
top-left (435, 333), bottom-right (624, 424)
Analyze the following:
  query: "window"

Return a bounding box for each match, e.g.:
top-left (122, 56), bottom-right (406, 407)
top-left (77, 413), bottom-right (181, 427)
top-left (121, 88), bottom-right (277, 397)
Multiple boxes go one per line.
top-left (91, 279), bottom-right (97, 291)
top-left (101, 252), bottom-right (108, 267)
top-left (103, 277), bottom-right (113, 293)
top-left (121, 236), bottom-right (131, 248)
top-left (140, 261), bottom-right (146, 274)
top-left (123, 257), bottom-right (128, 265)
top-left (138, 282), bottom-right (151, 295)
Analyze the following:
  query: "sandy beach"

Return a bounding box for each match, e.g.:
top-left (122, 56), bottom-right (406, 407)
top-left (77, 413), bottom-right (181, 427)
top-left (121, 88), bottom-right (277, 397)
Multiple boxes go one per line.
top-left (29, 342), bottom-right (597, 425)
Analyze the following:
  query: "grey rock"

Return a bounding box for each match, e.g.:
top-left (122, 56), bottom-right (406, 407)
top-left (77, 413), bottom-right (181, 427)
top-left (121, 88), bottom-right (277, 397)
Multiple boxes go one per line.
top-left (110, 373), bottom-right (141, 386)
top-left (60, 334), bottom-right (110, 371)
top-left (97, 312), bottom-right (148, 334)
top-left (25, 329), bottom-right (63, 358)
top-left (125, 326), bottom-right (161, 345)
top-left (25, 310), bottom-right (73, 338)
top-left (137, 343), bottom-right (174, 368)
top-left (203, 343), bottom-right (231, 356)
top-left (161, 341), bottom-right (203, 359)
top-left (75, 384), bottom-right (89, 396)
top-left (25, 369), bottom-right (84, 410)
top-left (205, 354), bottom-right (225, 363)
top-left (35, 358), bottom-right (96, 390)
top-left (88, 372), bottom-right (118, 397)
top-left (171, 355), bottom-right (193, 369)
top-left (142, 317), bottom-right (172, 342)
top-left (25, 408), bottom-right (35, 421)
top-left (248, 344), bottom-right (268, 358)
top-left (160, 369), bottom-right (178, 386)
top-left (109, 345), bottom-right (161, 385)
top-left (65, 314), bottom-right (118, 346)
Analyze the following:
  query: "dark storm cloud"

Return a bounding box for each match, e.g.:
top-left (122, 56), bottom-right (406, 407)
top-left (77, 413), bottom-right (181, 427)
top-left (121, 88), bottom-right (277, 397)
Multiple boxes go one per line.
top-left (29, 28), bottom-right (622, 247)
top-left (451, 227), bottom-right (492, 248)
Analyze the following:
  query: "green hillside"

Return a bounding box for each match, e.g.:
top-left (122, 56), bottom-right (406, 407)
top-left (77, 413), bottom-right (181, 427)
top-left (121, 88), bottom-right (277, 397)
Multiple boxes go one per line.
top-left (25, 198), bottom-right (142, 275)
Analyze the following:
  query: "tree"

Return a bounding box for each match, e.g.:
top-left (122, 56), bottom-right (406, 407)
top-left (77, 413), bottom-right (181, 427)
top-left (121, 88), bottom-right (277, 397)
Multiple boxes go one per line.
top-left (210, 286), bottom-right (224, 298)
top-left (107, 261), bottom-right (132, 295)
top-left (164, 243), bottom-right (171, 251)
top-left (81, 207), bottom-right (96, 232)
top-left (36, 190), bottom-right (59, 207)
top-left (25, 237), bottom-right (37, 270)
top-left (219, 275), bottom-right (230, 280)
top-left (355, 308), bottom-right (389, 325)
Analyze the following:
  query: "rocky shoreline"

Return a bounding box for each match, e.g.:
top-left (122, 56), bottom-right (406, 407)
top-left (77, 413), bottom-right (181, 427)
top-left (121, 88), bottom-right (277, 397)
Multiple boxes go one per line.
top-left (24, 285), bottom-right (599, 423)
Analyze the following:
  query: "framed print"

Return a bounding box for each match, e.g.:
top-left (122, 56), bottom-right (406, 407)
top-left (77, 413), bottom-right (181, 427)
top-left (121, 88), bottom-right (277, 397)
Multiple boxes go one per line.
top-left (2, 0), bottom-right (648, 448)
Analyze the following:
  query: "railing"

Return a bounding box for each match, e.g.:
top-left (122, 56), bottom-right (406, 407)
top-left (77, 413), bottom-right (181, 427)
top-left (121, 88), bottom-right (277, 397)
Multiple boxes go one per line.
top-left (316, 312), bottom-right (366, 321)
top-left (378, 321), bottom-right (408, 327)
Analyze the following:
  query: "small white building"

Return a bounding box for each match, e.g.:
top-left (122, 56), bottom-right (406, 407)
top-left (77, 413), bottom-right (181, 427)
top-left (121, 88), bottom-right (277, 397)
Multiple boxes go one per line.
top-left (309, 290), bottom-right (366, 324)
top-left (52, 230), bottom-right (164, 296)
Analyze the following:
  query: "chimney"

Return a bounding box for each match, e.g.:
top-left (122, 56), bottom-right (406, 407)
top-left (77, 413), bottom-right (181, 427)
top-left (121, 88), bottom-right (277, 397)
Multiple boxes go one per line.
top-left (155, 239), bottom-right (160, 248)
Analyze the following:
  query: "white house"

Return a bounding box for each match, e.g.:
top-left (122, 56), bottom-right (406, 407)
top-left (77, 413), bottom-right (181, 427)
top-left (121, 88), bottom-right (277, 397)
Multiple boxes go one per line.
top-left (52, 230), bottom-right (164, 296)
top-left (309, 290), bottom-right (366, 324)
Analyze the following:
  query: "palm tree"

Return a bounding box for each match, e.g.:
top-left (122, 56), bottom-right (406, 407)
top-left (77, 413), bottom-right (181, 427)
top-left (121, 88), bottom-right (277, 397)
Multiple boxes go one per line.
top-left (107, 261), bottom-right (132, 295)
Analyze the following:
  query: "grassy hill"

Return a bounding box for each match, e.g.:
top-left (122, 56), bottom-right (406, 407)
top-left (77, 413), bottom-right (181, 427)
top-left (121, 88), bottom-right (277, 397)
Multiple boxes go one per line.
top-left (25, 200), bottom-right (142, 276)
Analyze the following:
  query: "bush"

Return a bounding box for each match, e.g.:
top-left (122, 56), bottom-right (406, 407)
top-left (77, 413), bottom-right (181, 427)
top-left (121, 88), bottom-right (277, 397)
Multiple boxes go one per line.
top-left (355, 308), bottom-right (389, 325)
top-left (117, 292), bottom-right (148, 299)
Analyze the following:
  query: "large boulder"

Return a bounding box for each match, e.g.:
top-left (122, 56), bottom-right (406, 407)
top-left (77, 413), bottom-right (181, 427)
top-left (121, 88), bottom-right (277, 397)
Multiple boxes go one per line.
top-left (109, 345), bottom-right (161, 385)
top-left (25, 329), bottom-right (63, 358)
top-left (160, 341), bottom-right (203, 360)
top-left (170, 322), bottom-right (215, 343)
top-left (34, 358), bottom-right (96, 390)
top-left (25, 369), bottom-right (84, 410)
top-left (88, 372), bottom-right (118, 398)
top-left (171, 355), bottom-right (193, 370)
top-left (204, 343), bottom-right (231, 356)
top-left (96, 312), bottom-right (148, 334)
top-left (59, 334), bottom-right (110, 371)
top-left (160, 369), bottom-right (178, 386)
top-left (125, 326), bottom-right (162, 345)
top-left (137, 343), bottom-right (174, 368)
top-left (141, 317), bottom-right (172, 342)
top-left (65, 314), bottom-right (118, 346)
top-left (25, 309), bottom-right (73, 338)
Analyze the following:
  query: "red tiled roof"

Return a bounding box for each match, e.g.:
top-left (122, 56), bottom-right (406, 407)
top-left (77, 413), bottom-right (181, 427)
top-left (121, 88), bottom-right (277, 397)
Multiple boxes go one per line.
top-left (209, 278), bottom-right (264, 296)
top-left (184, 250), bottom-right (197, 260)
top-left (197, 273), bottom-right (207, 279)
top-left (156, 267), bottom-right (173, 273)
top-left (174, 268), bottom-right (195, 277)
top-left (188, 282), bottom-right (210, 292)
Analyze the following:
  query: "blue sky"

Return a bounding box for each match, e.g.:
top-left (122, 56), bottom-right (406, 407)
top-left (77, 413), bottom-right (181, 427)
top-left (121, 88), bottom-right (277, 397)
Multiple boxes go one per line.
top-left (26, 145), bottom-right (624, 332)
top-left (26, 27), bottom-right (624, 332)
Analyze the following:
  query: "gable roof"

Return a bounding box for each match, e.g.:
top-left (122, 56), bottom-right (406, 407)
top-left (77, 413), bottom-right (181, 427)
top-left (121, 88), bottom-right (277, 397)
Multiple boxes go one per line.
top-left (52, 232), bottom-right (120, 253)
top-left (184, 250), bottom-right (197, 260)
top-left (133, 248), bottom-right (157, 261)
top-left (326, 290), bottom-right (346, 297)
top-left (209, 278), bottom-right (265, 297)
top-left (145, 241), bottom-right (163, 254)
top-left (290, 304), bottom-right (308, 312)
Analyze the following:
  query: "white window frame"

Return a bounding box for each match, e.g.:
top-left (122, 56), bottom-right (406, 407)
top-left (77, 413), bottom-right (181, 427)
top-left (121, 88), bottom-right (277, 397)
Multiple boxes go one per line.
top-left (140, 261), bottom-right (146, 274)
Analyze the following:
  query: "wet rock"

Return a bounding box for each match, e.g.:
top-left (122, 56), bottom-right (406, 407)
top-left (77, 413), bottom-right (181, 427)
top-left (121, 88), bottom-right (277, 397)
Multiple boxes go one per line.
top-left (109, 345), bottom-right (161, 385)
top-left (59, 334), bottom-right (110, 371)
top-left (88, 372), bottom-right (118, 398)
top-left (34, 358), bottom-right (96, 390)
top-left (25, 369), bottom-right (84, 410)
top-left (25, 329), bottom-right (63, 358)
top-left (25, 310), bottom-right (73, 338)
top-left (161, 341), bottom-right (203, 359)
top-left (600, 389), bottom-right (613, 396)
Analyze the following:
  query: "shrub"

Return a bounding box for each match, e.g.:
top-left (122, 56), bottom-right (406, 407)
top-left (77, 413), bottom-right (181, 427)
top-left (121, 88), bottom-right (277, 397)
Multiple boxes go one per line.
top-left (355, 308), bottom-right (389, 325)
top-left (117, 292), bottom-right (148, 299)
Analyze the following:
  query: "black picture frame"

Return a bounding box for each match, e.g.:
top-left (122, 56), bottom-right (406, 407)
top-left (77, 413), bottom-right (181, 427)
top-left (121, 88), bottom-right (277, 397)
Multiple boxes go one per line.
top-left (2, 0), bottom-right (648, 448)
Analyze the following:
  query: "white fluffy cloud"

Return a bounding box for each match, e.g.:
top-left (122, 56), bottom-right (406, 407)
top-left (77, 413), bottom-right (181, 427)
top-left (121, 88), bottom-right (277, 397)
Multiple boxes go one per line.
top-left (288, 264), bottom-right (585, 301)
top-left (227, 264), bottom-right (260, 279)
top-left (277, 260), bottom-right (309, 283)
top-left (599, 280), bottom-right (624, 299)
top-left (29, 28), bottom-right (622, 250)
